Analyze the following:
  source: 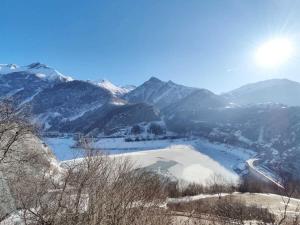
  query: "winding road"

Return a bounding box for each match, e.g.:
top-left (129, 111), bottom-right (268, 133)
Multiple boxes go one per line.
top-left (246, 158), bottom-right (284, 189)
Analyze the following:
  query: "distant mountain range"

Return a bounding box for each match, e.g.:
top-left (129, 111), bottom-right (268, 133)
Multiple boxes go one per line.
top-left (223, 79), bottom-right (300, 106)
top-left (0, 63), bottom-right (148, 133)
top-left (1, 62), bottom-right (300, 178)
top-left (1, 63), bottom-right (300, 131)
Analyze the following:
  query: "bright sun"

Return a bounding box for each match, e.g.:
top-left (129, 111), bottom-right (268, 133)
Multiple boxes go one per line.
top-left (255, 38), bottom-right (293, 68)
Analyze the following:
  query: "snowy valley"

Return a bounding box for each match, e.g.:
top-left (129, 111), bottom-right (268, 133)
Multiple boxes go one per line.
top-left (1, 62), bottom-right (300, 224)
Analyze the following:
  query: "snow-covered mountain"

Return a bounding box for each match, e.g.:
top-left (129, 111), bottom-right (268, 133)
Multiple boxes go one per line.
top-left (223, 79), bottom-right (300, 106)
top-left (125, 77), bottom-right (197, 109)
top-left (0, 62), bottom-right (73, 82)
top-left (0, 62), bottom-right (135, 98)
top-left (125, 76), bottom-right (228, 120)
top-left (0, 63), bottom-right (74, 107)
top-left (0, 63), bottom-right (149, 133)
top-left (28, 80), bottom-right (115, 130)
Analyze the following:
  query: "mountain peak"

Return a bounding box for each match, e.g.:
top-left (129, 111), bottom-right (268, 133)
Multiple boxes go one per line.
top-left (94, 79), bottom-right (133, 96)
top-left (148, 76), bottom-right (162, 83)
top-left (126, 76), bottom-right (198, 109)
top-left (0, 64), bottom-right (19, 73)
top-left (25, 62), bottom-right (73, 82)
top-left (0, 62), bottom-right (73, 82)
top-left (167, 80), bottom-right (175, 85)
top-left (27, 62), bottom-right (49, 69)
top-left (97, 79), bottom-right (117, 89)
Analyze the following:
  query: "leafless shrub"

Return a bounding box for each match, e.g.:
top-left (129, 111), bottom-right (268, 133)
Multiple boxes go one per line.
top-left (168, 195), bottom-right (275, 225)
top-left (181, 183), bottom-right (206, 197)
top-left (165, 181), bottom-right (206, 198)
top-left (275, 166), bottom-right (300, 225)
top-left (212, 196), bottom-right (275, 224)
top-left (205, 174), bottom-right (235, 199)
top-left (165, 180), bottom-right (182, 198)
top-left (8, 139), bottom-right (172, 225)
top-left (0, 100), bottom-right (36, 165)
top-left (0, 101), bottom-right (44, 220)
top-left (165, 174), bottom-right (236, 199)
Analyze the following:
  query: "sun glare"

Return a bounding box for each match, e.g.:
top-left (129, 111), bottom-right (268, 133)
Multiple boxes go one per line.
top-left (255, 38), bottom-right (293, 68)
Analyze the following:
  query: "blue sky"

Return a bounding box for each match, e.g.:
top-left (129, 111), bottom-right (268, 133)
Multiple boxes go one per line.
top-left (1, 0), bottom-right (300, 93)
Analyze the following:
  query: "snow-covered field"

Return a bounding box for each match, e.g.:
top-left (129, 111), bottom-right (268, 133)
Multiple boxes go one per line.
top-left (112, 145), bottom-right (240, 184)
top-left (45, 137), bottom-right (255, 185)
top-left (168, 192), bottom-right (300, 216)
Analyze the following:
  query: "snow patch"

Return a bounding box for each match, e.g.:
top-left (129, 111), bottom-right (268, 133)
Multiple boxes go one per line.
top-left (95, 79), bottom-right (133, 96)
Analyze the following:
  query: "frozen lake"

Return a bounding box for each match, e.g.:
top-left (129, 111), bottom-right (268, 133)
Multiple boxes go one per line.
top-left (44, 137), bottom-right (157, 161)
top-left (44, 137), bottom-right (255, 185)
